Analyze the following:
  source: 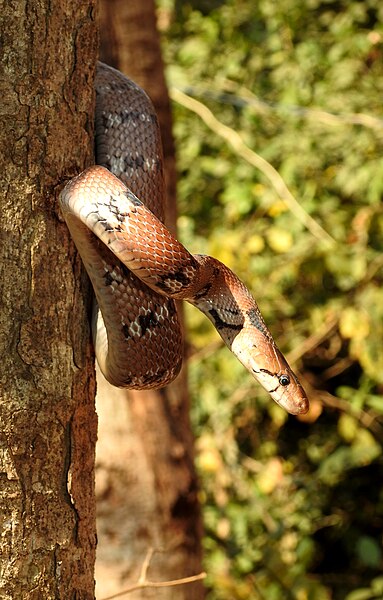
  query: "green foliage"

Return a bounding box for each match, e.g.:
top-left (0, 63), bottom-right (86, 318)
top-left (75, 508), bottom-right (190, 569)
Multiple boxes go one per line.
top-left (159, 0), bottom-right (383, 598)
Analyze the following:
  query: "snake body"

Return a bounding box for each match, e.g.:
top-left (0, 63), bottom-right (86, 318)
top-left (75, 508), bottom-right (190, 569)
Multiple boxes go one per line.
top-left (60, 63), bottom-right (308, 415)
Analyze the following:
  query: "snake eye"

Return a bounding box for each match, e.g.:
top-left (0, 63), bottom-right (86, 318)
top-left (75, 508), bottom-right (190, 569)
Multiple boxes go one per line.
top-left (278, 374), bottom-right (290, 387)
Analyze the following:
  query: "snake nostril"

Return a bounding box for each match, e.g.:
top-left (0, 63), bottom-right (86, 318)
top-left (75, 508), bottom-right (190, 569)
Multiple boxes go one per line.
top-left (278, 374), bottom-right (290, 387)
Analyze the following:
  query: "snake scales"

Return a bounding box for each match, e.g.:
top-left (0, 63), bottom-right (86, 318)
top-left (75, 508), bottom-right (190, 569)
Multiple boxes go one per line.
top-left (59, 63), bottom-right (308, 415)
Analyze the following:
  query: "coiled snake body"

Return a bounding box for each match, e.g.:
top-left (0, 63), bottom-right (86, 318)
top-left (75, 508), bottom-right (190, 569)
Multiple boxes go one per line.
top-left (60, 63), bottom-right (308, 415)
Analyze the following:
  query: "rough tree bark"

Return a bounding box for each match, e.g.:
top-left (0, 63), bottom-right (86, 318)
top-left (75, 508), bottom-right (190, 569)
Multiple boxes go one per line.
top-left (0, 1), bottom-right (98, 597)
top-left (95, 1), bottom-right (204, 599)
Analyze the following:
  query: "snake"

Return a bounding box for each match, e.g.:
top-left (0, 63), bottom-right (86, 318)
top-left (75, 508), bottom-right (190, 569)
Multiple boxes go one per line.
top-left (59, 63), bottom-right (308, 416)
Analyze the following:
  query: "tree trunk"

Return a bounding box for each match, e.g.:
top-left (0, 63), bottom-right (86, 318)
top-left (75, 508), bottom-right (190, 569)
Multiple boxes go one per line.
top-left (0, 1), bottom-right (98, 597)
top-left (96, 1), bottom-right (203, 599)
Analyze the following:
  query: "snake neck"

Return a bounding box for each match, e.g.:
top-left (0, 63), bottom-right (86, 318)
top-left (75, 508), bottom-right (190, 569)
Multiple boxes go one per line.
top-left (188, 255), bottom-right (308, 415)
top-left (188, 255), bottom-right (257, 343)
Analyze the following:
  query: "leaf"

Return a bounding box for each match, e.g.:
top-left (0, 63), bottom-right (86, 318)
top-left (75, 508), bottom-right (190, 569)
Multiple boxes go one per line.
top-left (318, 439), bottom-right (380, 485)
top-left (266, 226), bottom-right (294, 253)
top-left (345, 589), bottom-right (375, 600)
top-left (339, 308), bottom-right (370, 340)
top-left (337, 414), bottom-right (358, 442)
top-left (356, 536), bottom-right (382, 568)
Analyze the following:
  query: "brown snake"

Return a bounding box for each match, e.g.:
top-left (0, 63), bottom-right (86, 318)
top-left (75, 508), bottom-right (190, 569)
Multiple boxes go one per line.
top-left (59, 63), bottom-right (308, 415)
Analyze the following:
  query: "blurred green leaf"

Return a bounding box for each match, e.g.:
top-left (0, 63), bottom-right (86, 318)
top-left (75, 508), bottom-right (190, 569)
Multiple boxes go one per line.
top-left (356, 536), bottom-right (382, 569)
top-left (346, 590), bottom-right (376, 600)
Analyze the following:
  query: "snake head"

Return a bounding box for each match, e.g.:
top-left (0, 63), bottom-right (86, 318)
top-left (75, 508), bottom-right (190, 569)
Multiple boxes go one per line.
top-left (251, 362), bottom-right (309, 415)
top-left (231, 332), bottom-right (309, 415)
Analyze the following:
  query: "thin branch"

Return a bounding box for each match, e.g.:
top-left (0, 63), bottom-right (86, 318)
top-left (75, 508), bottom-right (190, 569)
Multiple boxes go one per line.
top-left (101, 572), bottom-right (207, 600)
top-left (170, 87), bottom-right (336, 246)
top-left (321, 357), bottom-right (354, 380)
top-left (363, 252), bottom-right (383, 283)
top-left (137, 547), bottom-right (154, 583)
top-left (300, 107), bottom-right (383, 131)
top-left (190, 80), bottom-right (383, 133)
top-left (303, 380), bottom-right (383, 437)
top-left (286, 314), bottom-right (339, 364)
top-left (101, 548), bottom-right (206, 600)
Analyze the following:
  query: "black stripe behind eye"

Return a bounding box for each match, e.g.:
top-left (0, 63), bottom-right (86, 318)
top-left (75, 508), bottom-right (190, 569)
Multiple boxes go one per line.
top-left (260, 368), bottom-right (275, 377)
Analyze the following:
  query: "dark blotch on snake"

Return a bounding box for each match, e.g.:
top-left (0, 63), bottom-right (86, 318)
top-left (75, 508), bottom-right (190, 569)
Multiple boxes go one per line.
top-left (123, 154), bottom-right (162, 176)
top-left (170, 270), bottom-right (191, 285)
top-left (110, 198), bottom-right (130, 222)
top-left (194, 282), bottom-right (212, 300)
top-left (156, 280), bottom-right (171, 293)
top-left (156, 269), bottom-right (191, 293)
top-left (100, 109), bottom-right (157, 131)
top-left (142, 369), bottom-right (167, 386)
top-left (167, 300), bottom-right (177, 317)
top-left (115, 211), bottom-right (126, 223)
top-left (209, 309), bottom-right (243, 332)
top-left (103, 271), bottom-right (115, 286)
top-left (102, 220), bottom-right (123, 233)
top-left (122, 324), bottom-right (131, 340)
top-left (224, 306), bottom-right (242, 317)
top-left (124, 189), bottom-right (142, 207)
top-left (247, 308), bottom-right (268, 336)
top-left (124, 154), bottom-right (146, 171)
top-left (138, 311), bottom-right (159, 336)
top-left (122, 109), bottom-right (157, 126)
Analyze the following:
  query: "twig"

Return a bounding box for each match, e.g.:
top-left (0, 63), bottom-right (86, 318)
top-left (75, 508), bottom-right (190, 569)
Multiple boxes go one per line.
top-left (199, 79), bottom-right (383, 132)
top-left (170, 87), bottom-right (336, 246)
top-left (101, 572), bottom-right (207, 599)
top-left (101, 547), bottom-right (206, 600)
top-left (363, 252), bottom-right (383, 283)
top-left (137, 547), bottom-right (154, 584)
top-left (285, 314), bottom-right (339, 364)
top-left (304, 381), bottom-right (383, 437)
top-left (321, 357), bottom-right (353, 380)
